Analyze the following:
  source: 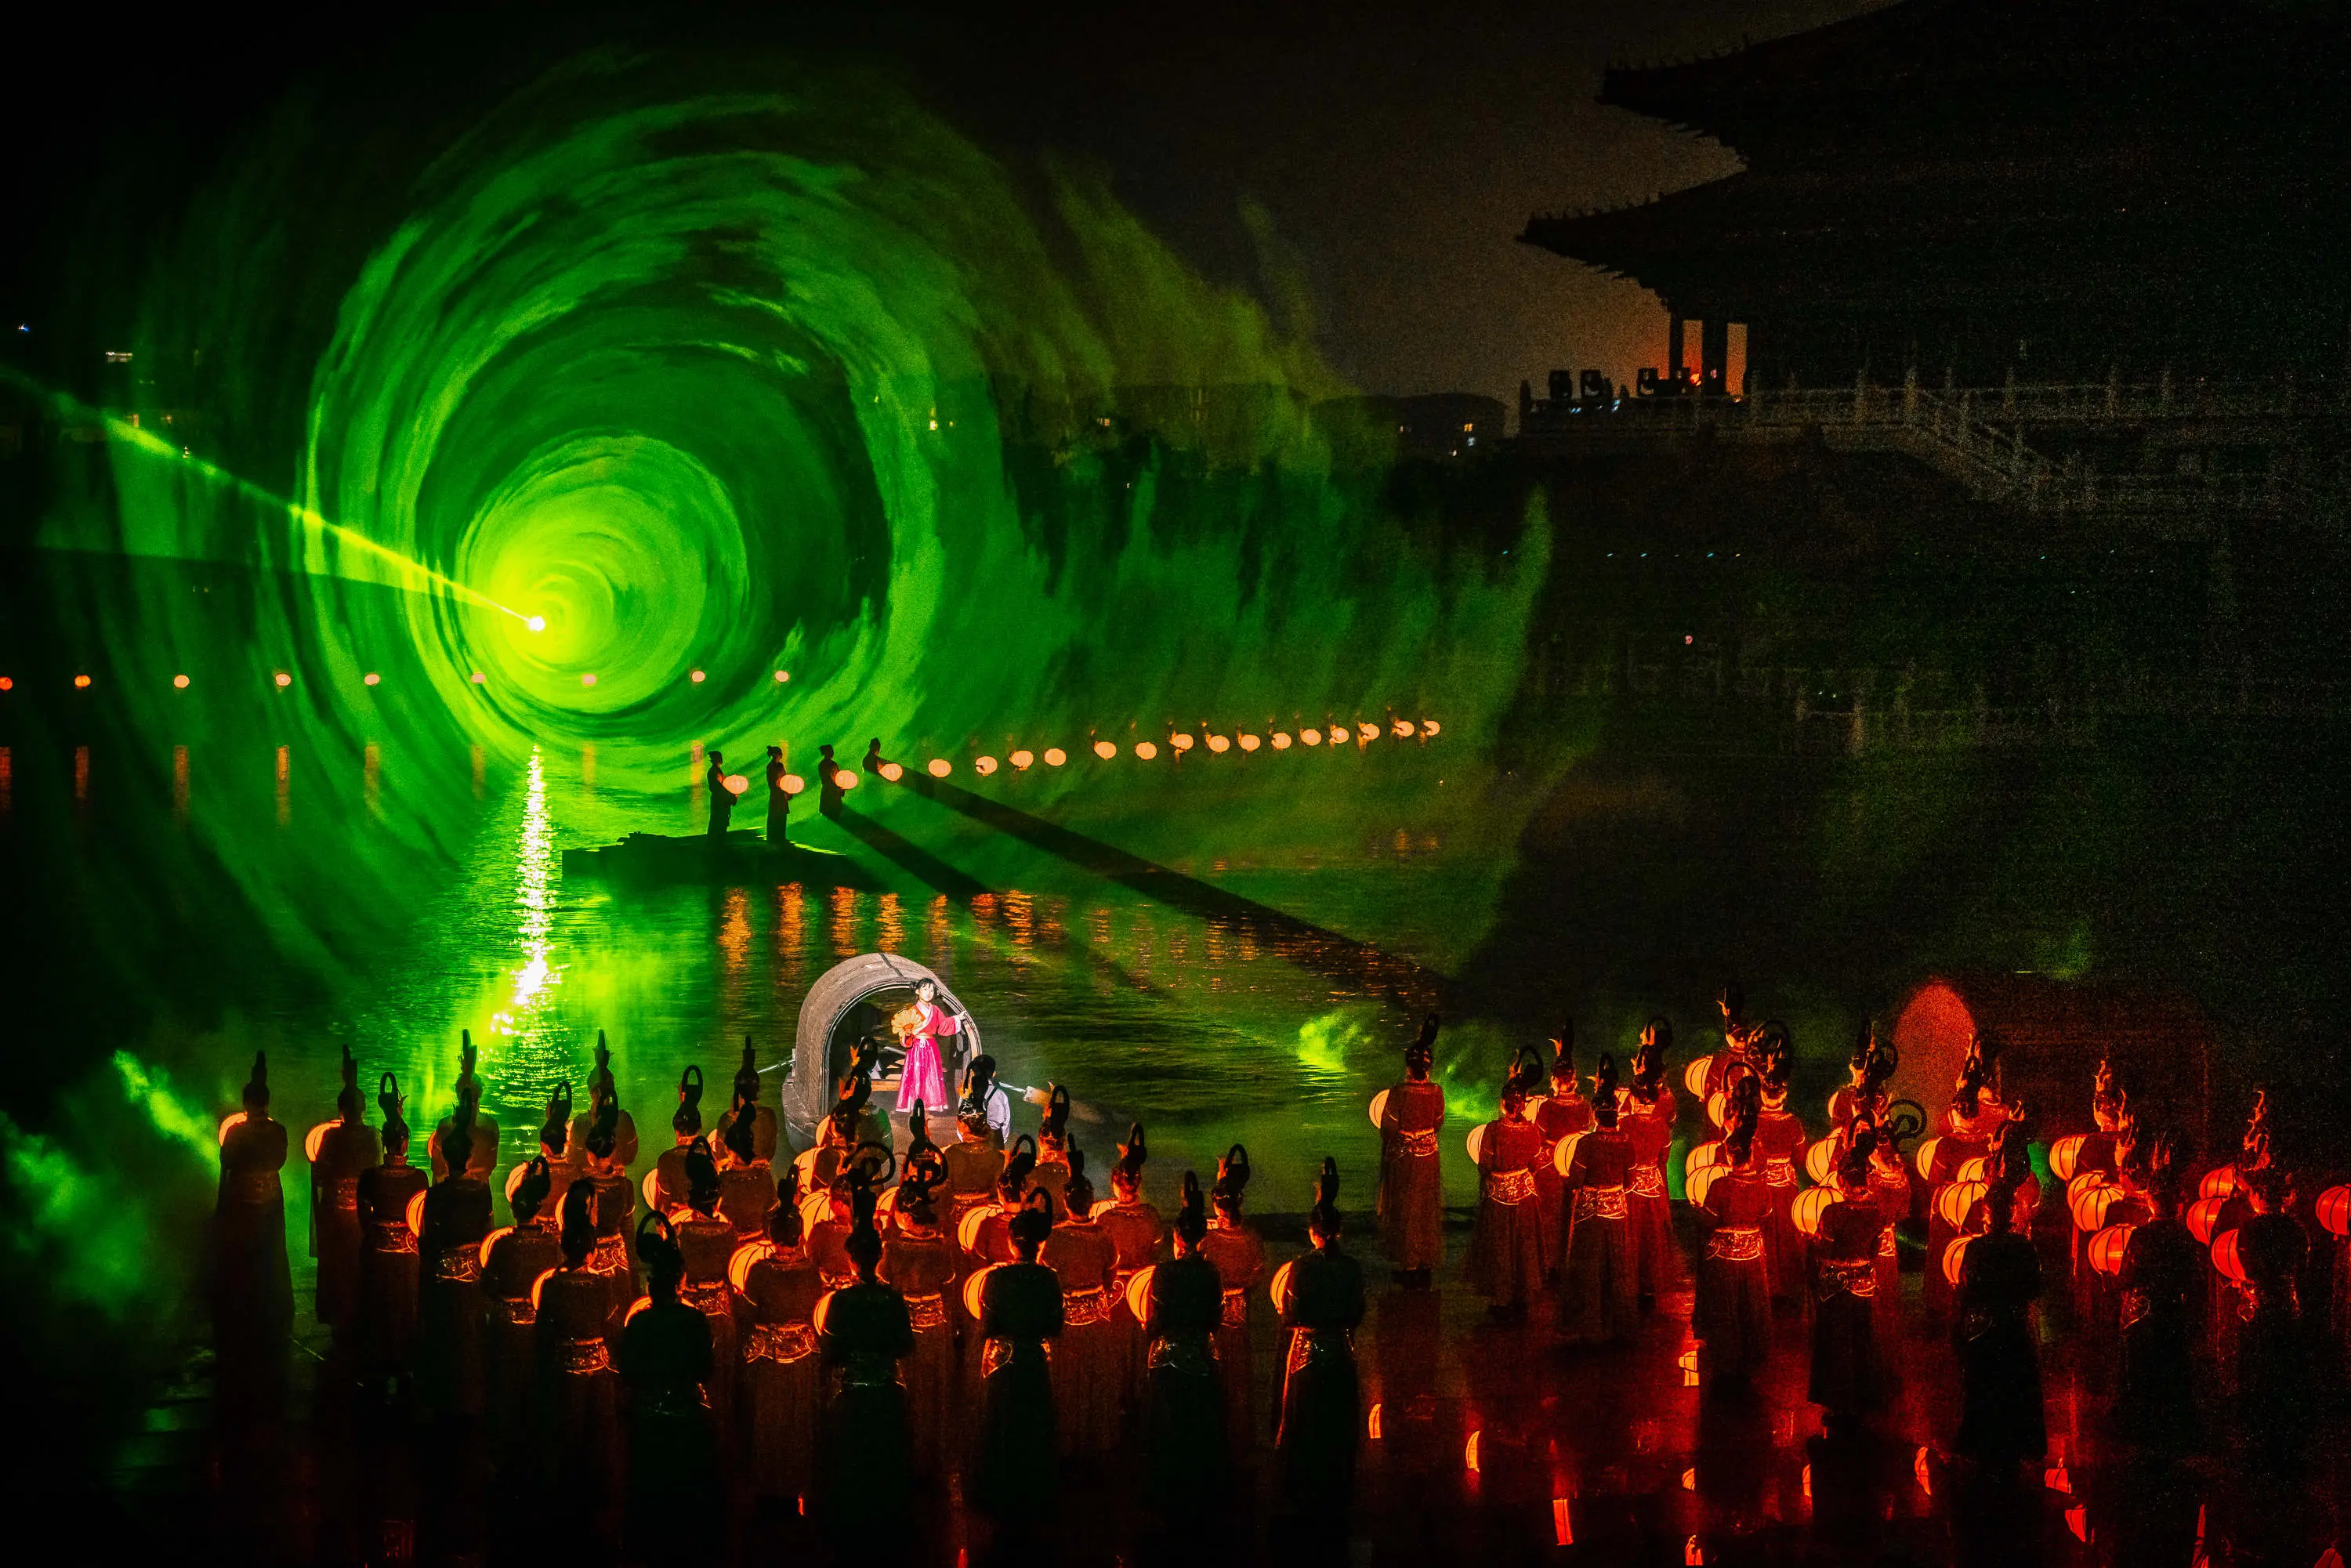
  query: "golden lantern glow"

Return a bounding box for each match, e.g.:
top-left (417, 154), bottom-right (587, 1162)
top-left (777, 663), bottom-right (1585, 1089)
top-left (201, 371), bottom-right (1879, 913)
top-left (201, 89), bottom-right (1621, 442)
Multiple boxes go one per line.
top-left (1911, 1136), bottom-right (1943, 1182)
top-left (1941, 1234), bottom-right (1972, 1287)
top-left (1124, 1265), bottom-right (1157, 1322)
top-left (1805, 1137), bottom-right (1836, 1186)
top-left (2087, 1223), bottom-right (2135, 1276)
top-left (1792, 1186), bottom-right (1841, 1237)
top-left (303, 1121), bottom-right (334, 1164)
top-left (1465, 1124), bottom-right (1486, 1165)
top-left (1268, 1259), bottom-right (1295, 1312)
top-left (1390, 719), bottom-right (1413, 737)
top-left (1682, 1055), bottom-right (1713, 1097)
top-left (1367, 1089), bottom-right (1390, 1128)
top-left (2317, 1184), bottom-right (2350, 1237)
top-left (1169, 733), bottom-right (1195, 752)
top-left (958, 1207), bottom-right (994, 1253)
top-left (172, 674), bottom-right (190, 689)
top-left (1367, 1403), bottom-right (1382, 1439)
top-left (1914, 1447), bottom-right (1933, 1495)
top-left (2048, 1133), bottom-right (2088, 1182)
top-left (581, 672), bottom-right (597, 686)
top-left (782, 773), bottom-right (806, 795)
top-left (975, 756), bottom-right (998, 776)
top-left (1094, 741), bottom-right (1118, 760)
top-left (477, 1226), bottom-right (512, 1273)
top-left (2069, 1183), bottom-right (2125, 1233)
top-left (1357, 722), bottom-right (1378, 743)
top-left (73, 674), bottom-right (92, 688)
top-left (1239, 733), bottom-right (1261, 752)
top-left (728, 1240), bottom-right (775, 1294)
top-left (878, 762), bottom-right (904, 782)
top-left (927, 759), bottom-right (952, 777)
top-left (1465, 1430), bottom-right (1481, 1474)
top-left (406, 1190), bottom-right (428, 1237)
top-left (1553, 1497), bottom-right (1574, 1547)
top-left (2208, 1229), bottom-right (2247, 1284)
top-left (1043, 748), bottom-right (1067, 766)
top-left (364, 672), bottom-right (381, 686)
top-left (2198, 1165), bottom-right (2238, 1201)
top-left (1552, 1131), bottom-right (1585, 1178)
top-left (505, 1163), bottom-right (531, 1204)
top-left (1299, 728), bottom-right (1322, 746)
top-left (2184, 1195), bottom-right (2228, 1246)
top-left (1134, 741), bottom-right (1158, 760)
top-left (811, 1291), bottom-right (833, 1338)
top-left (1271, 732), bottom-right (1292, 749)
top-left (1686, 1167), bottom-right (1720, 1208)
top-left (1685, 1141), bottom-right (1724, 1180)
top-left (962, 1264), bottom-right (998, 1320)
top-left (1206, 734), bottom-right (1230, 753)
top-left (217, 1110), bottom-right (249, 1146)
top-left (622, 1295), bottom-right (653, 1324)
top-left (1009, 751), bottom-right (1034, 770)
top-left (1936, 1180), bottom-right (1989, 1230)
top-left (1956, 1156), bottom-right (1988, 1184)
top-left (835, 770), bottom-right (858, 791)
top-left (639, 1171), bottom-right (662, 1214)
top-left (1705, 1091), bottom-right (1729, 1128)
top-left (274, 672), bottom-right (292, 688)
top-left (802, 1192), bottom-right (834, 1233)
top-left (1422, 719), bottom-right (1441, 737)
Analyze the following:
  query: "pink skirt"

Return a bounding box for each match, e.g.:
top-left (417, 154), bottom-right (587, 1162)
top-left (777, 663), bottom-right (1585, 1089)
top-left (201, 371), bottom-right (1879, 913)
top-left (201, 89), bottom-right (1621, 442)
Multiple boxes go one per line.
top-left (898, 1036), bottom-right (948, 1114)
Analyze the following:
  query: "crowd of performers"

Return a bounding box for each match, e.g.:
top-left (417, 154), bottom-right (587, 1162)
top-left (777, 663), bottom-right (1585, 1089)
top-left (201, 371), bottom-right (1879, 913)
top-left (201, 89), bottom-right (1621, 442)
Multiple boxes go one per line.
top-left (208, 987), bottom-right (2349, 1559)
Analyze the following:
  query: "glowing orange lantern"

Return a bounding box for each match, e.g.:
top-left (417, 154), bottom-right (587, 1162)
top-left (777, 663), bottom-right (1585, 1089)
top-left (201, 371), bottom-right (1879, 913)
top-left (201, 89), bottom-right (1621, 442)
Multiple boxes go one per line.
top-left (962, 1264), bottom-right (998, 1320)
top-left (1205, 735), bottom-right (1230, 754)
top-left (623, 1295), bottom-right (652, 1324)
top-left (811, 1291), bottom-right (833, 1337)
top-left (1683, 1056), bottom-right (1713, 1097)
top-left (216, 1110), bottom-right (249, 1146)
top-left (1805, 1137), bottom-right (1836, 1186)
top-left (1685, 1141), bottom-right (1724, 1180)
top-left (1168, 733), bottom-right (1194, 753)
top-left (1043, 748), bottom-right (1066, 766)
top-left (2198, 1165), bottom-right (2238, 1201)
top-left (1010, 750), bottom-right (1034, 770)
top-left (2087, 1223), bottom-right (2135, 1276)
top-left (1705, 1091), bottom-right (1729, 1128)
top-left (1391, 719), bottom-right (1413, 738)
top-left (1357, 722), bottom-right (1379, 744)
top-left (1911, 1136), bottom-right (1943, 1182)
top-left (1465, 1124), bottom-right (1486, 1165)
top-left (172, 674), bottom-right (189, 689)
top-left (723, 773), bottom-right (749, 795)
top-left (1239, 733), bottom-right (1262, 751)
top-left (303, 1121), bottom-right (335, 1164)
top-left (1271, 733), bottom-right (1291, 750)
top-left (1124, 1265), bottom-right (1157, 1322)
top-left (273, 672), bottom-right (292, 687)
top-left (1956, 1156), bottom-right (1988, 1184)
top-left (2048, 1133), bottom-right (2088, 1182)
top-left (2066, 1171), bottom-right (2108, 1206)
top-left (1552, 1132), bottom-right (1585, 1179)
top-left (2208, 1229), bottom-right (2247, 1284)
top-left (781, 773), bottom-right (806, 795)
top-left (975, 756), bottom-right (998, 776)
top-left (957, 1206), bottom-right (994, 1254)
top-left (1942, 1234), bottom-right (1972, 1287)
top-left (406, 1190), bottom-right (428, 1238)
top-left (1367, 1089), bottom-right (1389, 1128)
top-left (2070, 1183), bottom-right (2125, 1233)
top-left (1937, 1180), bottom-right (1989, 1230)
top-left (2184, 1196), bottom-right (2228, 1246)
top-left (505, 1163), bottom-right (532, 1204)
top-left (1094, 741), bottom-right (1118, 759)
top-left (639, 1170), bottom-right (663, 1214)
top-left (835, 770), bottom-right (857, 791)
top-left (878, 762), bottom-right (904, 782)
top-left (1686, 1167), bottom-right (1720, 1208)
top-left (2317, 1184), bottom-right (2349, 1238)
top-left (1792, 1186), bottom-right (1841, 1237)
top-left (802, 1192), bottom-right (834, 1234)
top-left (1299, 728), bottom-right (1322, 746)
top-left (1133, 741), bottom-right (1158, 760)
top-left (728, 1241), bottom-right (774, 1294)
top-left (927, 759), bottom-right (952, 778)
top-left (1268, 1259), bottom-right (1295, 1312)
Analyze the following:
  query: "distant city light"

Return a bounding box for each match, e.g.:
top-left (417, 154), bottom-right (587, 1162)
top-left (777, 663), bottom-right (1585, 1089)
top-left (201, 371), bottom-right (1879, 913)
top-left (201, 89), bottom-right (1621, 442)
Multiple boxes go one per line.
top-left (1042, 748), bottom-right (1066, 767)
top-left (690, 669), bottom-right (706, 683)
top-left (273, 672), bottom-right (292, 688)
top-left (527, 616), bottom-right (546, 632)
top-left (72, 675), bottom-right (91, 689)
top-left (364, 672), bottom-right (381, 686)
top-left (172, 674), bottom-right (190, 689)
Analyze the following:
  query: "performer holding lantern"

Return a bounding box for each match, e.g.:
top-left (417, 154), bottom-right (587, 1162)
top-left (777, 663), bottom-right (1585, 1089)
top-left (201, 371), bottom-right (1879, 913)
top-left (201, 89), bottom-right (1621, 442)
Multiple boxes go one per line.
top-left (1376, 1014), bottom-right (1447, 1286)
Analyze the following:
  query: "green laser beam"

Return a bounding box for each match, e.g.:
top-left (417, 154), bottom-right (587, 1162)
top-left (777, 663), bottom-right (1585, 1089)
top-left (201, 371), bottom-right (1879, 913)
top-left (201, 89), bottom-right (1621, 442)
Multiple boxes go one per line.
top-left (2, 364), bottom-right (531, 624)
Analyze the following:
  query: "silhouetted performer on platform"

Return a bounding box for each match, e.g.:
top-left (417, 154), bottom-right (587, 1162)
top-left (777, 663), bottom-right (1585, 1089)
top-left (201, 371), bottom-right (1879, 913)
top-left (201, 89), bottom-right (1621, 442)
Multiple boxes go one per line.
top-left (432, 1031), bottom-right (499, 1181)
top-left (705, 750), bottom-right (734, 838)
top-left (860, 737), bottom-right (884, 776)
top-left (1043, 1150), bottom-right (1118, 1456)
top-left (215, 1051), bottom-right (293, 1368)
top-left (764, 745), bottom-right (791, 844)
top-left (817, 744), bottom-right (844, 817)
top-left (1277, 1157), bottom-right (1364, 1519)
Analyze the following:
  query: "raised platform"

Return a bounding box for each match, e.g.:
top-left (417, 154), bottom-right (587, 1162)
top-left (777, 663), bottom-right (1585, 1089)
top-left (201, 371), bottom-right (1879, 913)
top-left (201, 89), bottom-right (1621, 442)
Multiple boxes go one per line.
top-left (559, 830), bottom-right (884, 890)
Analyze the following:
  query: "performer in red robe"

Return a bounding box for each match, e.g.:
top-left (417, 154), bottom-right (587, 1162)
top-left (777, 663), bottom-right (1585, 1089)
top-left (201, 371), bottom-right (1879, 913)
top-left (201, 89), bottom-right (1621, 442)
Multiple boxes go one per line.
top-left (429, 1032), bottom-right (500, 1182)
top-left (1376, 1014), bottom-right (1447, 1286)
top-left (1532, 1023), bottom-right (1592, 1269)
top-left (1465, 1047), bottom-right (1549, 1321)
top-left (714, 1037), bottom-right (780, 1167)
top-left (671, 1138), bottom-right (742, 1438)
top-left (1041, 1150), bottom-right (1118, 1456)
top-left (1031, 1084), bottom-right (1074, 1213)
top-left (1623, 1019), bottom-right (1684, 1308)
top-left (310, 1045), bottom-right (379, 1335)
top-left (1557, 1056), bottom-right (1637, 1346)
top-left (478, 1156), bottom-right (560, 1455)
top-left (1704, 981), bottom-right (1766, 1100)
top-left (1862, 1116), bottom-right (1913, 1364)
top-left (1144, 1174), bottom-right (1229, 1519)
top-left (1098, 1123), bottom-right (1168, 1420)
top-left (1753, 1027), bottom-right (1809, 1307)
top-left (357, 1074), bottom-right (429, 1392)
top-left (944, 1092), bottom-right (1008, 1269)
top-left (735, 1169), bottom-right (822, 1512)
top-left (577, 1099), bottom-right (638, 1348)
top-left (1201, 1144), bottom-right (1266, 1454)
top-left (415, 1111), bottom-right (493, 1421)
top-left (974, 1191), bottom-right (1065, 1523)
top-left (715, 1096), bottom-right (774, 1240)
top-left (881, 1146), bottom-right (957, 1476)
top-left (1697, 1079), bottom-right (1773, 1386)
top-left (1809, 1128), bottom-right (1887, 1434)
top-left (649, 1065), bottom-right (704, 1219)
top-left (1277, 1157), bottom-right (1364, 1517)
top-left (213, 1051), bottom-right (293, 1371)
top-left (534, 1179), bottom-right (622, 1551)
top-left (1925, 1037), bottom-right (2013, 1317)
top-left (567, 1032), bottom-right (640, 1173)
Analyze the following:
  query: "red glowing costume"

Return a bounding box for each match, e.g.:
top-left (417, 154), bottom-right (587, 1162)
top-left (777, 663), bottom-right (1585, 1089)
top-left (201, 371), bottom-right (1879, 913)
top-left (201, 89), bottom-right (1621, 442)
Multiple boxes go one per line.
top-left (1755, 1095), bottom-right (1809, 1302)
top-left (1277, 1241), bottom-right (1365, 1515)
top-left (1098, 1190), bottom-right (1169, 1412)
top-left (734, 1238), bottom-right (823, 1504)
top-left (357, 1154), bottom-right (429, 1382)
top-left (944, 1136), bottom-right (1005, 1264)
top-left (1867, 1149), bottom-right (1912, 1353)
top-left (534, 1263), bottom-right (623, 1548)
top-left (1533, 1085), bottom-right (1593, 1258)
top-left (1556, 1121), bottom-right (1638, 1345)
top-left (816, 1278), bottom-right (916, 1543)
top-left (1377, 1078), bottom-right (1447, 1273)
top-left (479, 1215), bottom-right (561, 1450)
top-left (1144, 1251), bottom-right (1230, 1510)
top-left (415, 1167), bottom-right (494, 1418)
top-left (674, 1211), bottom-right (741, 1434)
top-left (881, 1217), bottom-right (958, 1474)
top-left (1201, 1217), bottom-right (1266, 1451)
top-left (1622, 1094), bottom-right (1683, 1302)
top-left (894, 998), bottom-right (953, 1117)
top-left (1698, 1164), bottom-right (1775, 1381)
top-left (585, 1168), bottom-right (639, 1345)
top-left (310, 1115), bottom-right (379, 1331)
top-left (1042, 1208), bottom-right (1119, 1454)
top-left (974, 1258), bottom-right (1065, 1514)
top-left (1465, 1114), bottom-right (1549, 1308)
top-left (1808, 1190), bottom-right (1886, 1421)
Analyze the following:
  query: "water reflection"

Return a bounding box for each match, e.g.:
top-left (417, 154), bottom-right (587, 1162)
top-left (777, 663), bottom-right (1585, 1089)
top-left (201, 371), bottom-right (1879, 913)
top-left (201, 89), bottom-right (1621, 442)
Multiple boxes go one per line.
top-left (484, 748), bottom-right (560, 1049)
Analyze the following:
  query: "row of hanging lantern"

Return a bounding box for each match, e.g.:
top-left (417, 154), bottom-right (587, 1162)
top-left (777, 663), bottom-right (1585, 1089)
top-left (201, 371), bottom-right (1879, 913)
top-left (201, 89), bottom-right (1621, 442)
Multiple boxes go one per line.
top-left (917, 717), bottom-right (1442, 783)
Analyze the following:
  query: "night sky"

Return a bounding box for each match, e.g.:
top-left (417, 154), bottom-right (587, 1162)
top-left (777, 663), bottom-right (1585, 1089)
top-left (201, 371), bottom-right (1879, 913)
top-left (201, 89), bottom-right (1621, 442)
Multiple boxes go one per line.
top-left (5, 0), bottom-right (1880, 407)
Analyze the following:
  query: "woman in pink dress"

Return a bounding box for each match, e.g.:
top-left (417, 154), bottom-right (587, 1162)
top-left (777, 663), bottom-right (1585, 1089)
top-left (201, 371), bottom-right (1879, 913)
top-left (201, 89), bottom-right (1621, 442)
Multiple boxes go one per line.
top-left (894, 980), bottom-right (954, 1120)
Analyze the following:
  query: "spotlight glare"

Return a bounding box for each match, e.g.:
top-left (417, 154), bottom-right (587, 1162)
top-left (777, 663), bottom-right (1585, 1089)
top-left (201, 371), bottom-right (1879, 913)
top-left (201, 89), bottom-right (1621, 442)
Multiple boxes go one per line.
top-left (364, 672), bottom-right (381, 686)
top-left (172, 674), bottom-right (190, 689)
top-left (273, 672), bottom-right (292, 688)
top-left (927, 759), bottom-right (951, 777)
top-left (1041, 748), bottom-right (1066, 767)
top-left (527, 615), bottom-right (546, 632)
